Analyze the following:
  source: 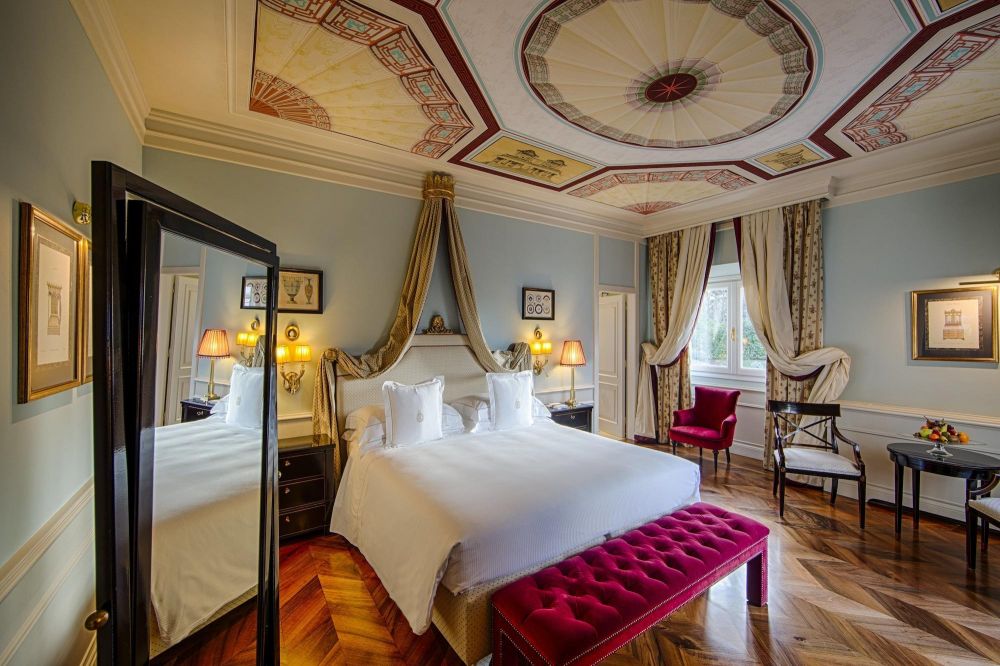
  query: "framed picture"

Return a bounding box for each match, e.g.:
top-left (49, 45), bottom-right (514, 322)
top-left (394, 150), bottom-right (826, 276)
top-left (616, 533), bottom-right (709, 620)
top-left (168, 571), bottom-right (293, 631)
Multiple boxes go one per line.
top-left (80, 240), bottom-right (93, 383)
top-left (241, 276), bottom-right (268, 310)
top-left (522, 287), bottom-right (555, 320)
top-left (911, 285), bottom-right (998, 362)
top-left (18, 203), bottom-right (85, 402)
top-left (277, 268), bottom-right (323, 314)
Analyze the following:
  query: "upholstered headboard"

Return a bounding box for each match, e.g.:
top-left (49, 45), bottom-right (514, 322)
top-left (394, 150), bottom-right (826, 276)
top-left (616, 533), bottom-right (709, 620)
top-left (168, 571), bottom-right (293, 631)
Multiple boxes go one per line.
top-left (335, 335), bottom-right (488, 431)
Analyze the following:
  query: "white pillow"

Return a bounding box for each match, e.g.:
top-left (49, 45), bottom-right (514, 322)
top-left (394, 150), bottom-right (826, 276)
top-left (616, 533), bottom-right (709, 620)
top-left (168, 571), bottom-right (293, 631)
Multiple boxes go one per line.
top-left (225, 365), bottom-right (264, 429)
top-left (487, 371), bottom-right (534, 431)
top-left (442, 403), bottom-right (466, 436)
top-left (343, 402), bottom-right (465, 452)
top-left (382, 376), bottom-right (445, 447)
top-left (451, 393), bottom-right (550, 430)
top-left (210, 394), bottom-right (229, 415)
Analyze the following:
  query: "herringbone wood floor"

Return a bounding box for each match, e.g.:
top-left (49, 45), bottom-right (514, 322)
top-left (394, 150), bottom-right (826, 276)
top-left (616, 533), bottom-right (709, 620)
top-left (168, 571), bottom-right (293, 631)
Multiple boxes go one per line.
top-left (162, 446), bottom-right (1000, 665)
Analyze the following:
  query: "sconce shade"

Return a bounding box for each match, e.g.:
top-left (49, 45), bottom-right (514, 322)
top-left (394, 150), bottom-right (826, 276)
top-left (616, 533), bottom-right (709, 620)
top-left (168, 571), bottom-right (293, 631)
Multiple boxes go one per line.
top-left (560, 339), bottom-right (586, 366)
top-left (275, 344), bottom-right (289, 364)
top-left (197, 329), bottom-right (230, 358)
top-left (530, 340), bottom-right (553, 355)
top-left (247, 333), bottom-right (258, 346)
top-left (293, 345), bottom-right (312, 363)
top-left (236, 332), bottom-right (248, 346)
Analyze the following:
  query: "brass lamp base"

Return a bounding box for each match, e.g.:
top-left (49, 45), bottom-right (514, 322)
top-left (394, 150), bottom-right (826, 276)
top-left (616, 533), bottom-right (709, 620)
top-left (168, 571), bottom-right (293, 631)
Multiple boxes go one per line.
top-left (565, 366), bottom-right (577, 407)
top-left (206, 358), bottom-right (221, 401)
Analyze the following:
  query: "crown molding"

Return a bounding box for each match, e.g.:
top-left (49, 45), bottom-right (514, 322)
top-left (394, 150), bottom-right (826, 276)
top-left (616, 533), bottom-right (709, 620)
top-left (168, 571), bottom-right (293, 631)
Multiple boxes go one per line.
top-left (70, 0), bottom-right (149, 141)
top-left (143, 109), bottom-right (647, 240)
top-left (641, 118), bottom-right (1000, 235)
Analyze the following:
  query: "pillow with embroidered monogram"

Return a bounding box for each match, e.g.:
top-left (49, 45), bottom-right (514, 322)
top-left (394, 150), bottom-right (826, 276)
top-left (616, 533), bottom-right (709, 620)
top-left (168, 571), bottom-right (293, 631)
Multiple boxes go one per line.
top-left (381, 376), bottom-right (445, 447)
top-left (225, 365), bottom-right (264, 429)
top-left (487, 370), bottom-right (534, 431)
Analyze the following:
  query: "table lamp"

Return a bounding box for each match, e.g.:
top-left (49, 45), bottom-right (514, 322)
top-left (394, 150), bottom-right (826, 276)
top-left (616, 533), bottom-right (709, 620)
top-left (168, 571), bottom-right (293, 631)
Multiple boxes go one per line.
top-left (197, 328), bottom-right (229, 400)
top-left (559, 339), bottom-right (586, 407)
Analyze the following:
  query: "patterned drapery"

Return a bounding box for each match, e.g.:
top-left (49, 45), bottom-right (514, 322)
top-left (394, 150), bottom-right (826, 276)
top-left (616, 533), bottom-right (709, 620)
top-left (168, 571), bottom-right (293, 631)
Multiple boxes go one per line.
top-left (312, 173), bottom-right (529, 483)
top-left (737, 200), bottom-right (851, 470)
top-left (637, 225), bottom-right (713, 442)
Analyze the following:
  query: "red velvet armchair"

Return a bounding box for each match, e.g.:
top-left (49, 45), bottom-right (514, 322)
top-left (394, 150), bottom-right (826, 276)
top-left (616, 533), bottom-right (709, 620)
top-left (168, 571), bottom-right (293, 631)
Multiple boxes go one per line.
top-left (669, 386), bottom-right (740, 471)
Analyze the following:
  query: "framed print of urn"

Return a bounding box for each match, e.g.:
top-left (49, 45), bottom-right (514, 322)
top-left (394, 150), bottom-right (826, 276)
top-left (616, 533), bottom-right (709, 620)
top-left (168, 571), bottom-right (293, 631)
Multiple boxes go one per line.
top-left (277, 267), bottom-right (323, 314)
top-left (17, 203), bottom-right (86, 402)
top-left (911, 285), bottom-right (997, 362)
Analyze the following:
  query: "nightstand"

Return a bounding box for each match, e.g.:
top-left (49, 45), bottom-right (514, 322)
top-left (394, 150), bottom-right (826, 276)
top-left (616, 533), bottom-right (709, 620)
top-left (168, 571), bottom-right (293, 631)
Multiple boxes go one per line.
top-left (278, 436), bottom-right (335, 542)
top-left (180, 397), bottom-right (215, 423)
top-left (549, 403), bottom-right (593, 432)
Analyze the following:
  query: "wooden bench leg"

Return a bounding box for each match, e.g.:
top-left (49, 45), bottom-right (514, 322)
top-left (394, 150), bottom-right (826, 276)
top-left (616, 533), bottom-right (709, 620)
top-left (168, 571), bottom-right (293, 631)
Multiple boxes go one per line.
top-left (746, 546), bottom-right (768, 607)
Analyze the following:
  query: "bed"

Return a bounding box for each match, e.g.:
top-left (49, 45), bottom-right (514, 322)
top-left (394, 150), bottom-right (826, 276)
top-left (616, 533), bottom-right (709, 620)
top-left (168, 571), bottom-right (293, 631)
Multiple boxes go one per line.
top-left (149, 413), bottom-right (262, 653)
top-left (327, 336), bottom-right (701, 664)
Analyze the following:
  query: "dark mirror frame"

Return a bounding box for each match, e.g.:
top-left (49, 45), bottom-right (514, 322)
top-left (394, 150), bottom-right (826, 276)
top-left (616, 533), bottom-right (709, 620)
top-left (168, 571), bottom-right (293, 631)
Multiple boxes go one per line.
top-left (91, 162), bottom-right (280, 665)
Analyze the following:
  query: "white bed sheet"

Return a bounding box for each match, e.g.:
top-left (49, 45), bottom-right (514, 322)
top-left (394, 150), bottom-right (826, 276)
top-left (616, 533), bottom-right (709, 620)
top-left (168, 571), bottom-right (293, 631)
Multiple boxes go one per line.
top-left (151, 415), bottom-right (262, 646)
top-left (331, 420), bottom-right (701, 634)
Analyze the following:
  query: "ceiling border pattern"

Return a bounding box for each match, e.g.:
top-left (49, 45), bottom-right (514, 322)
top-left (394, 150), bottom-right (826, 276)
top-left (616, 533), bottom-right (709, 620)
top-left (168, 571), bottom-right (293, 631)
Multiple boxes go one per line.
top-left (568, 168), bottom-right (756, 215)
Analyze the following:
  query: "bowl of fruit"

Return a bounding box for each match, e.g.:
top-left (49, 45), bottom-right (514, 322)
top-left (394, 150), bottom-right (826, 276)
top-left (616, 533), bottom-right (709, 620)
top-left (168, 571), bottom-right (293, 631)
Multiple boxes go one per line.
top-left (913, 417), bottom-right (970, 456)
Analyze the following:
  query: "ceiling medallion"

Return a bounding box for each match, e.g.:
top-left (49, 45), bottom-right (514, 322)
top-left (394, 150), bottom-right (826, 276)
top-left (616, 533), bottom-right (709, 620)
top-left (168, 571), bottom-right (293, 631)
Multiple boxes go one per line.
top-left (522, 0), bottom-right (814, 148)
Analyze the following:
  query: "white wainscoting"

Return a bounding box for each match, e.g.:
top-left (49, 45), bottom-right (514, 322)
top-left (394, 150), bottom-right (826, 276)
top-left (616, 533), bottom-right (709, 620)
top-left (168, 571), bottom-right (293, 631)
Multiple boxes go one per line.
top-left (0, 480), bottom-right (96, 666)
top-left (706, 383), bottom-right (1000, 522)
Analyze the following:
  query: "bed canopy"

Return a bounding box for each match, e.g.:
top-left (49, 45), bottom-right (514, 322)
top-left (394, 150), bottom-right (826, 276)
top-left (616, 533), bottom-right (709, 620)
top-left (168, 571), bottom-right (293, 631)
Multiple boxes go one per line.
top-left (313, 173), bottom-right (529, 466)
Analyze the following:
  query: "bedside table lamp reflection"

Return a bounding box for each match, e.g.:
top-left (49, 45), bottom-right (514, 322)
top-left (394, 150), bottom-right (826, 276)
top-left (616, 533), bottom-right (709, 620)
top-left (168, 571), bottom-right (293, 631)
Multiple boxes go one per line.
top-left (197, 328), bottom-right (230, 401)
top-left (559, 339), bottom-right (586, 407)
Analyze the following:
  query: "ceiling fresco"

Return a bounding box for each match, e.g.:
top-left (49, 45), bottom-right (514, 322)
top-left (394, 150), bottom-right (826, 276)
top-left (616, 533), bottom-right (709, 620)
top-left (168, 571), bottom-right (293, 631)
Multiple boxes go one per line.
top-left (250, 0), bottom-right (1000, 215)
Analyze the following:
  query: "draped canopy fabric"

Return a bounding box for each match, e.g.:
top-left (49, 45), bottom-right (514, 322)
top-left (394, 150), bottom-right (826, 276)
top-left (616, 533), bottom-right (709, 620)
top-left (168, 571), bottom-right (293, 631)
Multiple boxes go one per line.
top-left (312, 173), bottom-right (529, 481)
top-left (738, 201), bottom-right (851, 467)
top-left (635, 224), bottom-right (714, 441)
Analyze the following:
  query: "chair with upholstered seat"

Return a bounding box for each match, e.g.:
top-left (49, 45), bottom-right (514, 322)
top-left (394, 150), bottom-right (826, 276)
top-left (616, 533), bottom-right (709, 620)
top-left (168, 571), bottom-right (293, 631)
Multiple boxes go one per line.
top-left (966, 473), bottom-right (1000, 569)
top-left (669, 386), bottom-right (740, 472)
top-left (769, 400), bottom-right (866, 529)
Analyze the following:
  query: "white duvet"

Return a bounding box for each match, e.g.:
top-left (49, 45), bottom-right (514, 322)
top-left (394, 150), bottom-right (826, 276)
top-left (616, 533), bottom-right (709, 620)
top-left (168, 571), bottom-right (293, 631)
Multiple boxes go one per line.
top-left (151, 416), bottom-right (262, 646)
top-left (331, 420), bottom-right (701, 633)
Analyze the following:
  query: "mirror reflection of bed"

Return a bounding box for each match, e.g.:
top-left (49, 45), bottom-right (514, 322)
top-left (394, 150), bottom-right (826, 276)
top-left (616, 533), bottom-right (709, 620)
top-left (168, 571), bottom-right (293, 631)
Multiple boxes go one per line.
top-left (148, 231), bottom-right (265, 662)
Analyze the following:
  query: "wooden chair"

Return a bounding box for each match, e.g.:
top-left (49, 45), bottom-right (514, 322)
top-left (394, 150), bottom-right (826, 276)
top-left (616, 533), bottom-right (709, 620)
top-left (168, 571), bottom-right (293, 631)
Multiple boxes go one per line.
top-left (966, 473), bottom-right (999, 569)
top-left (769, 401), bottom-right (866, 529)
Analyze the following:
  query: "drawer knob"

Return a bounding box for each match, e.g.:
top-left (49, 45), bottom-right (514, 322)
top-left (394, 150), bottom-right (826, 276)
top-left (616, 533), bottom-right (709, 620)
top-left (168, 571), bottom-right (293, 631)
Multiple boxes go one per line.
top-left (284, 516), bottom-right (291, 524)
top-left (284, 487), bottom-right (290, 495)
top-left (284, 460), bottom-right (291, 467)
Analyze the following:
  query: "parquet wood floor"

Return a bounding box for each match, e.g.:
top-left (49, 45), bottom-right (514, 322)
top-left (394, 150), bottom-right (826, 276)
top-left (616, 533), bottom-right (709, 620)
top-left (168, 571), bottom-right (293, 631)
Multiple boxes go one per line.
top-left (169, 446), bottom-right (1000, 665)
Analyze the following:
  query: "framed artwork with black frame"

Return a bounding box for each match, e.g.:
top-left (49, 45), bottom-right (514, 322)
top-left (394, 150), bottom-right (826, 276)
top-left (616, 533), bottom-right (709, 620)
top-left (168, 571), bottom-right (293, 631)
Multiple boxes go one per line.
top-left (241, 275), bottom-right (268, 310)
top-left (522, 287), bottom-right (555, 320)
top-left (276, 267), bottom-right (323, 313)
top-left (911, 285), bottom-right (997, 362)
top-left (17, 203), bottom-right (86, 402)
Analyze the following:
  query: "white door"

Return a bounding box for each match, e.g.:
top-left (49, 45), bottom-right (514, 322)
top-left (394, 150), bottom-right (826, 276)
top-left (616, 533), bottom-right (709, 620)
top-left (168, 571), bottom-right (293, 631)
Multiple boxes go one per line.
top-left (598, 292), bottom-right (626, 438)
top-left (161, 275), bottom-right (200, 425)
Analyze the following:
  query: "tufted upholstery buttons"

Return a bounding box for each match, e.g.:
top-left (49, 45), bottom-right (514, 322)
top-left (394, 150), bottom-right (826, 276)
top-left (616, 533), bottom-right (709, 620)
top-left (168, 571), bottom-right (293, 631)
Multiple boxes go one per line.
top-left (492, 503), bottom-right (769, 666)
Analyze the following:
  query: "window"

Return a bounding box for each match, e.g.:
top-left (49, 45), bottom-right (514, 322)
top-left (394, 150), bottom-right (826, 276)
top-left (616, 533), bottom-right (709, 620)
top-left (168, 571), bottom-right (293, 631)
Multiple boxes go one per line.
top-left (690, 267), bottom-right (765, 382)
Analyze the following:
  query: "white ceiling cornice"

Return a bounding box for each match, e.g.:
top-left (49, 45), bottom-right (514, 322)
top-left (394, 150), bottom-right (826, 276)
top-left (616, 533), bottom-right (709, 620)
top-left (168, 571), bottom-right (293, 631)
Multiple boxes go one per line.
top-left (70, 0), bottom-right (149, 141)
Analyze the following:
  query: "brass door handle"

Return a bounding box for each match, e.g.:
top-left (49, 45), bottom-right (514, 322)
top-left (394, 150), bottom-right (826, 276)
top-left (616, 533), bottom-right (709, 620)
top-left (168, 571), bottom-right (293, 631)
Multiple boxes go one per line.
top-left (85, 610), bottom-right (109, 631)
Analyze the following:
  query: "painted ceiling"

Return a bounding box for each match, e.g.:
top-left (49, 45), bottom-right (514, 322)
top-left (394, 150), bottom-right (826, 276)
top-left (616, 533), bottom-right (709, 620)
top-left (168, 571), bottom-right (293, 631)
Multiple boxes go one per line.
top-left (251, 0), bottom-right (1000, 216)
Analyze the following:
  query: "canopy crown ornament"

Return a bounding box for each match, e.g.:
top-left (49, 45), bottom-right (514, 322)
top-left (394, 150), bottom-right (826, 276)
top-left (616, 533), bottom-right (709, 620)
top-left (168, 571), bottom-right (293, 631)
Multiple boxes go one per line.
top-left (423, 171), bottom-right (455, 201)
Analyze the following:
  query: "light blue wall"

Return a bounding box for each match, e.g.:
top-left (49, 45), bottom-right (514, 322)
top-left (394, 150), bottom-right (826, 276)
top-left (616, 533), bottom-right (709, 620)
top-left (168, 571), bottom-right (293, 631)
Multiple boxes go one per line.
top-left (141, 148), bottom-right (600, 414)
top-left (0, 0), bottom-right (142, 663)
top-left (824, 174), bottom-right (1000, 415)
top-left (599, 236), bottom-right (635, 288)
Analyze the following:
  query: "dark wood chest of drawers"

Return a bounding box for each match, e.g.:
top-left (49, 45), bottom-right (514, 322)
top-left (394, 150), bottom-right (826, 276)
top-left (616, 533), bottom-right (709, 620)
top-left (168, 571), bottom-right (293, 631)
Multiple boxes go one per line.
top-left (550, 404), bottom-right (593, 432)
top-left (278, 437), bottom-right (334, 542)
top-left (179, 397), bottom-right (214, 423)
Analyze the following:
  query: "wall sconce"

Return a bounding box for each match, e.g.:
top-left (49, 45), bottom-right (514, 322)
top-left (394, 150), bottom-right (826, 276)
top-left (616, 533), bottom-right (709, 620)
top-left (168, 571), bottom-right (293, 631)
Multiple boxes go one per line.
top-left (277, 344), bottom-right (312, 394)
top-left (235, 331), bottom-right (259, 365)
top-left (529, 326), bottom-right (552, 375)
top-left (959, 267), bottom-right (1000, 285)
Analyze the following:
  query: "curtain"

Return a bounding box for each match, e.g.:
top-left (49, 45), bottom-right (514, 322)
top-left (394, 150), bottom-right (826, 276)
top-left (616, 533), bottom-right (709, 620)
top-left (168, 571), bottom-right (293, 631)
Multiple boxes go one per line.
top-left (737, 200), bottom-right (850, 470)
top-left (635, 224), bottom-right (714, 442)
top-left (312, 172), bottom-right (529, 482)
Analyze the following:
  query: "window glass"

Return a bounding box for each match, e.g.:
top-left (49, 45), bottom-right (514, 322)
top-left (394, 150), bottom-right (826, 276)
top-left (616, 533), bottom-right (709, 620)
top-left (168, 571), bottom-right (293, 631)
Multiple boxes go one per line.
top-left (740, 288), bottom-right (766, 371)
top-left (690, 286), bottom-right (729, 368)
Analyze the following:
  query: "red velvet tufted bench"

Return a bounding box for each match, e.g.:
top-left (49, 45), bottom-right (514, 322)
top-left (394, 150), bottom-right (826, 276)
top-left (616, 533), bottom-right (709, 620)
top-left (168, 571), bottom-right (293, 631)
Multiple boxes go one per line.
top-left (491, 503), bottom-right (768, 666)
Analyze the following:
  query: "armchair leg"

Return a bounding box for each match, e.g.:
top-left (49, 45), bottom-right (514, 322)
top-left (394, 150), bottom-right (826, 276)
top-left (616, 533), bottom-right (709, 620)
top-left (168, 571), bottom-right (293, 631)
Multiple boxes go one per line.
top-left (858, 477), bottom-right (866, 530)
top-left (830, 479), bottom-right (838, 506)
top-left (671, 440), bottom-right (676, 455)
top-left (725, 448), bottom-right (731, 465)
top-left (967, 508), bottom-right (978, 570)
top-left (772, 466), bottom-right (778, 497)
top-left (699, 448), bottom-right (703, 465)
top-left (713, 450), bottom-right (719, 473)
top-left (778, 473), bottom-right (786, 519)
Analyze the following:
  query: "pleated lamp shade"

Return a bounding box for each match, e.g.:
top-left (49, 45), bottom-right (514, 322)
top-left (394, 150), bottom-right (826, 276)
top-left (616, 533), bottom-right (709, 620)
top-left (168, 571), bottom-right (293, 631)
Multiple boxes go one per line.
top-left (560, 340), bottom-right (586, 366)
top-left (197, 328), bottom-right (230, 358)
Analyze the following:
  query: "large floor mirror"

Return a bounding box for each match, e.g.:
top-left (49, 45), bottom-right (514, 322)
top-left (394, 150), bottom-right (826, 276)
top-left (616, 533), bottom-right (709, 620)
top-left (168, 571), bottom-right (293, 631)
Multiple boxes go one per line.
top-left (90, 163), bottom-right (279, 665)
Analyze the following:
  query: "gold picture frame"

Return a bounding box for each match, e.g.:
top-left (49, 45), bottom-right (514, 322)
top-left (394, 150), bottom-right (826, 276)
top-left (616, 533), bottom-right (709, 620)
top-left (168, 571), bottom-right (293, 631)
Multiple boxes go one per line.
top-left (81, 240), bottom-right (93, 383)
top-left (17, 203), bottom-right (86, 402)
top-left (911, 285), bottom-right (998, 362)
